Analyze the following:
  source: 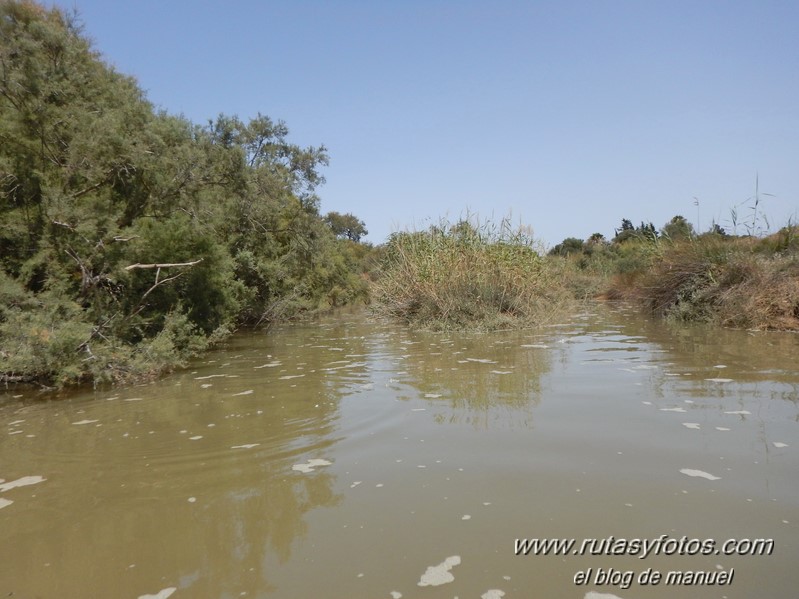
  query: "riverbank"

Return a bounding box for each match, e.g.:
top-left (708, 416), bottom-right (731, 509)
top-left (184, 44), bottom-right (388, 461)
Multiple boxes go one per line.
top-left (587, 229), bottom-right (799, 331)
top-left (369, 217), bottom-right (799, 334)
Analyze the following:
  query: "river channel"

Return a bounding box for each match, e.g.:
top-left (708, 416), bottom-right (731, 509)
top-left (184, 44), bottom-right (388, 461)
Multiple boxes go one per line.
top-left (1, 303), bottom-right (797, 598)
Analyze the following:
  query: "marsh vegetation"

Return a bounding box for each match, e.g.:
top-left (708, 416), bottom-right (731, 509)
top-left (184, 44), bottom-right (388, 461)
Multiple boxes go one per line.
top-left (370, 218), bottom-right (575, 330)
top-left (2, 2), bottom-right (796, 390)
top-left (554, 217), bottom-right (799, 331)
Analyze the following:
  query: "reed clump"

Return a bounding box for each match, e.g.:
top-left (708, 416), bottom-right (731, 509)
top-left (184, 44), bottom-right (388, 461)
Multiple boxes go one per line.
top-left (371, 218), bottom-right (575, 330)
top-left (631, 233), bottom-right (799, 330)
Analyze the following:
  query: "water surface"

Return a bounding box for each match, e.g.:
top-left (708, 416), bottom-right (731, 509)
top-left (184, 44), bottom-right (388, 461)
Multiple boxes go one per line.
top-left (1, 304), bottom-right (797, 598)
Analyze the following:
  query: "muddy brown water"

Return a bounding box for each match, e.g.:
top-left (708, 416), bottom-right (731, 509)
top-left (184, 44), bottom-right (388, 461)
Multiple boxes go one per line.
top-left (1, 304), bottom-right (797, 598)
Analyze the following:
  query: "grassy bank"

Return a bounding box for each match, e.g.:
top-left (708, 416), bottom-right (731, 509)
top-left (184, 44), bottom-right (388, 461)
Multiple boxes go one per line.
top-left (370, 219), bottom-right (576, 330)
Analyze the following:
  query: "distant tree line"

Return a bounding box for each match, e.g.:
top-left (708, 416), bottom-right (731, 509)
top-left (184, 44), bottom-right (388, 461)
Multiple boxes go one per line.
top-left (548, 215), bottom-right (727, 257)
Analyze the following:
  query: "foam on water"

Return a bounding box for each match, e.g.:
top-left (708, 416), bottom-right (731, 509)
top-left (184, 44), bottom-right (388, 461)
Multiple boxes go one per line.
top-left (137, 588), bottom-right (176, 599)
top-left (0, 475), bottom-right (46, 493)
top-left (682, 423), bottom-right (701, 430)
top-left (292, 458), bottom-right (332, 473)
top-left (680, 469), bottom-right (721, 481)
top-left (482, 590), bottom-right (505, 599)
top-left (0, 498), bottom-right (13, 509)
top-left (72, 419), bottom-right (98, 425)
top-left (418, 555), bottom-right (461, 587)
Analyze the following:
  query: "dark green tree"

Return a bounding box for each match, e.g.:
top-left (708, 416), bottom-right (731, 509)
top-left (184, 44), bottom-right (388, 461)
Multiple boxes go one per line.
top-left (709, 223), bottom-right (727, 237)
top-left (548, 237), bottom-right (585, 256)
top-left (613, 219), bottom-right (636, 243)
top-left (637, 221), bottom-right (659, 241)
top-left (324, 211), bottom-right (368, 242)
top-left (661, 215), bottom-right (694, 241)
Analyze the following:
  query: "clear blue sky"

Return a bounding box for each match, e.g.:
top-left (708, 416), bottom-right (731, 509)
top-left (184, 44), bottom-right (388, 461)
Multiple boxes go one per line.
top-left (53, 0), bottom-right (798, 246)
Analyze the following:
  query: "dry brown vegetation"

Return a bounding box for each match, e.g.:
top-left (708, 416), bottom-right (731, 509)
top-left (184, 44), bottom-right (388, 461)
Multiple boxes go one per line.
top-left (611, 231), bottom-right (799, 331)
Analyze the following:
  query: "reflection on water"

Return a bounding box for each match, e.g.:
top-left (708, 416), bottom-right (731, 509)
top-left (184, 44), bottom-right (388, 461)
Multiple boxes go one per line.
top-left (1, 304), bottom-right (797, 598)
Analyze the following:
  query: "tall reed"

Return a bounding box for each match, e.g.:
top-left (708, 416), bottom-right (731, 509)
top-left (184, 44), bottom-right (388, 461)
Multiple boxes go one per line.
top-left (371, 217), bottom-right (575, 330)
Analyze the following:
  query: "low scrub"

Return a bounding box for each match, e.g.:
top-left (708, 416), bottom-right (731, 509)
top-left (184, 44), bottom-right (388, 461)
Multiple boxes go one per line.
top-left (627, 236), bottom-right (799, 330)
top-left (371, 219), bottom-right (575, 330)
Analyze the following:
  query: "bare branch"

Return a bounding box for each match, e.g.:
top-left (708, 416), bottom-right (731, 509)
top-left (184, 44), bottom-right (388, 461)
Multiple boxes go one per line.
top-left (125, 259), bottom-right (203, 271)
top-left (124, 259), bottom-right (203, 320)
top-left (140, 271), bottom-right (184, 301)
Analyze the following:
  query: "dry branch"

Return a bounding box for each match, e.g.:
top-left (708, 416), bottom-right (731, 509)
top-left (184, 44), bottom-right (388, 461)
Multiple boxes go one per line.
top-left (124, 259), bottom-right (203, 270)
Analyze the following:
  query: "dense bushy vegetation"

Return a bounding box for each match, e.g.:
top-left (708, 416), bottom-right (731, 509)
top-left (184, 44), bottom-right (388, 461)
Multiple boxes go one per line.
top-left (371, 218), bottom-right (575, 330)
top-left (0, 1), bottom-right (369, 387)
top-left (371, 200), bottom-right (798, 332)
top-left (2, 2), bottom-right (794, 387)
top-left (549, 215), bottom-right (799, 331)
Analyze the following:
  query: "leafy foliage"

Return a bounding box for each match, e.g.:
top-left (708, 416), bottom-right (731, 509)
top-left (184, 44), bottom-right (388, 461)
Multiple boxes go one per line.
top-left (324, 211), bottom-right (368, 242)
top-left (0, 1), bottom-right (369, 386)
top-left (661, 215), bottom-right (694, 241)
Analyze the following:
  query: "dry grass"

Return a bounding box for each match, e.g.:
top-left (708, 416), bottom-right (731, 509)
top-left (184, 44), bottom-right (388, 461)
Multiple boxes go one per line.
top-left (629, 236), bottom-right (799, 330)
top-left (371, 218), bottom-right (576, 330)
